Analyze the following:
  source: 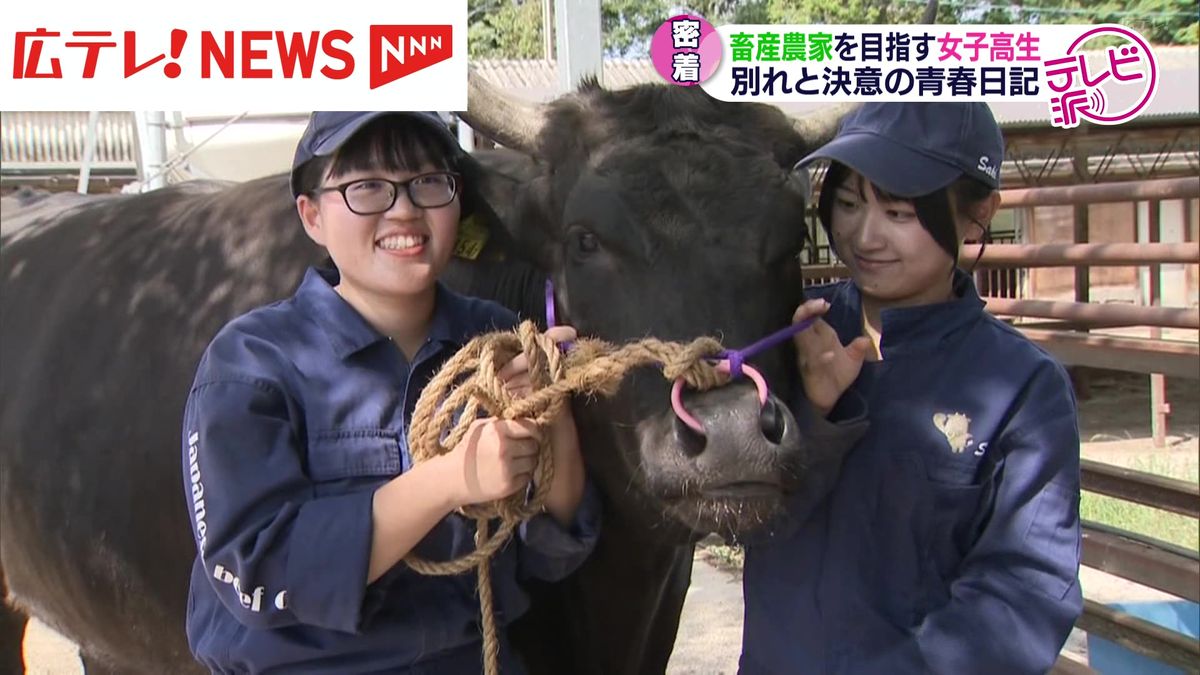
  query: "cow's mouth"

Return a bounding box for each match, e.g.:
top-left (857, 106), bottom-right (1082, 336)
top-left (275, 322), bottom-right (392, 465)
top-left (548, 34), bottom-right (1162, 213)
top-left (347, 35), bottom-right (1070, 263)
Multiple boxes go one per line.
top-left (662, 485), bottom-right (785, 538)
top-left (696, 480), bottom-right (781, 499)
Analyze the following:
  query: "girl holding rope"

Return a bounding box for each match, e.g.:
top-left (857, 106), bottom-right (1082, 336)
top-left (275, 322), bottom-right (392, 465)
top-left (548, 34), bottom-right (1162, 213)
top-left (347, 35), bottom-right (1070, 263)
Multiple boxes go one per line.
top-left (181, 112), bottom-right (597, 674)
top-left (742, 102), bottom-right (1083, 674)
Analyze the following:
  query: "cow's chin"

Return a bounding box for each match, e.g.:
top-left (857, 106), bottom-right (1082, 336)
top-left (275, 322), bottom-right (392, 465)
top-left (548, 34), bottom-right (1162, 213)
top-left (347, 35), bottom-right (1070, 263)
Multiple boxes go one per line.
top-left (662, 491), bottom-right (784, 540)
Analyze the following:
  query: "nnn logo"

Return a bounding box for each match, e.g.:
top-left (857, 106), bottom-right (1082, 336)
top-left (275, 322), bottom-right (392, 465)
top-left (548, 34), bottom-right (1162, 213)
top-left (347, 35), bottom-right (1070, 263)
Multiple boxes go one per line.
top-left (369, 25), bottom-right (452, 89)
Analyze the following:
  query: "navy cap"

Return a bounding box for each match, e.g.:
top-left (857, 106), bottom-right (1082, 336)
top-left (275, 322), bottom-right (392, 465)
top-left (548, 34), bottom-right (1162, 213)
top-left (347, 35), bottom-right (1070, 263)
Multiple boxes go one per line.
top-left (290, 111), bottom-right (459, 197)
top-left (796, 103), bottom-right (1004, 197)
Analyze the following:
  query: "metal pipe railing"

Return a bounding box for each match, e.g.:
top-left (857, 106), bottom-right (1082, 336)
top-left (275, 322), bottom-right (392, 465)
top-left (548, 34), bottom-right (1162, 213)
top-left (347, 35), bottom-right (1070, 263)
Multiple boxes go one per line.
top-left (1082, 521), bottom-right (1200, 603)
top-left (999, 176), bottom-right (1200, 207)
top-left (1082, 459), bottom-right (1200, 519)
top-left (967, 242), bottom-right (1200, 268)
top-left (984, 298), bottom-right (1200, 330)
top-left (1076, 599), bottom-right (1200, 672)
top-left (803, 243), bottom-right (1199, 274)
top-left (1021, 329), bottom-right (1199, 379)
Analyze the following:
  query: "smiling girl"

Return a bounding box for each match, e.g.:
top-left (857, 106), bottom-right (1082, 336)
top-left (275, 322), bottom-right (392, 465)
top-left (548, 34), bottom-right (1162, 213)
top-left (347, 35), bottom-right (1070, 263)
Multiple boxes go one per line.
top-left (181, 112), bottom-right (597, 674)
top-left (741, 103), bottom-right (1083, 675)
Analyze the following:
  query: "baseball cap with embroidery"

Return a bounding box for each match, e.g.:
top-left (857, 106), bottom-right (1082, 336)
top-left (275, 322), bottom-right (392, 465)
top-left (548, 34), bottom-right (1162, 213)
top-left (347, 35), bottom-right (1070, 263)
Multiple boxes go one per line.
top-left (796, 102), bottom-right (1004, 196)
top-left (289, 111), bottom-right (460, 197)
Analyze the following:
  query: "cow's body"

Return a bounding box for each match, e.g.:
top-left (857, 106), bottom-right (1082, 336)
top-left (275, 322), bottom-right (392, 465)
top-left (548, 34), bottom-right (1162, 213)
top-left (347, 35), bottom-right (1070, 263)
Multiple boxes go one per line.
top-left (2, 79), bottom-right (850, 674)
top-left (1, 179), bottom-right (321, 673)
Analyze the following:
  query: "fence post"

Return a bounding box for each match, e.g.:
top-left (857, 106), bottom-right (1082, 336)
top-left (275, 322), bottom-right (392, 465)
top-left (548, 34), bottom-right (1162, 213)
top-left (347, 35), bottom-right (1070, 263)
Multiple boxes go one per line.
top-left (76, 111), bottom-right (100, 194)
top-left (1071, 154), bottom-right (1092, 398)
top-left (555, 0), bottom-right (602, 91)
top-left (1072, 154), bottom-right (1091, 307)
top-left (1147, 199), bottom-right (1169, 448)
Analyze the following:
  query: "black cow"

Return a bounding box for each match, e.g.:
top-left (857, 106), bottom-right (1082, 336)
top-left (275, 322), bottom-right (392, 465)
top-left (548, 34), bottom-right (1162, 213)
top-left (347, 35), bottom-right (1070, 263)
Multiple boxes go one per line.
top-left (0, 75), bottom-right (848, 674)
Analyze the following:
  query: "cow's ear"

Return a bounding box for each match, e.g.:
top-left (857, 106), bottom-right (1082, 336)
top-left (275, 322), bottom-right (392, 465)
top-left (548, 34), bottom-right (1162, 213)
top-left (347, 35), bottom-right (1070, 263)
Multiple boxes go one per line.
top-left (459, 151), bottom-right (558, 271)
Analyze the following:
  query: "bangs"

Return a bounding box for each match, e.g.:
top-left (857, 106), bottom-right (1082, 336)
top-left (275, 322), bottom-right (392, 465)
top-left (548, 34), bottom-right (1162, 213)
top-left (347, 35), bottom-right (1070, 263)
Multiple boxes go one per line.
top-left (838, 171), bottom-right (906, 205)
top-left (326, 115), bottom-right (457, 180)
top-left (817, 161), bottom-right (961, 261)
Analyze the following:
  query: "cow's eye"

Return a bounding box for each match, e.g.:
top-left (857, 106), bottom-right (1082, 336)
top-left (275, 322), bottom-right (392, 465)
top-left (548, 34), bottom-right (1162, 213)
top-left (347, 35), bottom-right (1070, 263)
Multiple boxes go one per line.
top-left (569, 230), bottom-right (600, 258)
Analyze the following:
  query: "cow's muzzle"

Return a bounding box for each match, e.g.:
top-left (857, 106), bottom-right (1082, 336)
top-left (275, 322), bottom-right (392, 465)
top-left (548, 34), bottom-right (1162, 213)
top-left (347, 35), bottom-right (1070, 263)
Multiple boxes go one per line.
top-left (666, 382), bottom-right (800, 490)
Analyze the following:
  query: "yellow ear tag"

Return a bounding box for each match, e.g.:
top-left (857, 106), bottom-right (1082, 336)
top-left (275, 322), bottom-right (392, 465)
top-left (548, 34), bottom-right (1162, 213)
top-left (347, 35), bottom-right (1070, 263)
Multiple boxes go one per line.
top-left (453, 214), bottom-right (490, 260)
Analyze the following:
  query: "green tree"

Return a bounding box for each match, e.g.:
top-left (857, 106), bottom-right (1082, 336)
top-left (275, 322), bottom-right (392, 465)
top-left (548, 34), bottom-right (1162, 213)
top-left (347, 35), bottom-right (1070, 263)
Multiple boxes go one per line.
top-left (952, 0), bottom-right (1198, 45)
top-left (680, 0), bottom-right (771, 23)
top-left (469, 0), bottom-right (545, 59)
top-left (1043, 0), bottom-right (1197, 45)
top-left (601, 0), bottom-right (670, 55)
top-left (762, 0), bottom-right (934, 24)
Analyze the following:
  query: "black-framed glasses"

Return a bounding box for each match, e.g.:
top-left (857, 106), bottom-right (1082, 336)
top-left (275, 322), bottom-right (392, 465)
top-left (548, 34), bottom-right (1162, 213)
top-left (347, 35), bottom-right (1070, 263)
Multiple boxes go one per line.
top-left (313, 171), bottom-right (460, 215)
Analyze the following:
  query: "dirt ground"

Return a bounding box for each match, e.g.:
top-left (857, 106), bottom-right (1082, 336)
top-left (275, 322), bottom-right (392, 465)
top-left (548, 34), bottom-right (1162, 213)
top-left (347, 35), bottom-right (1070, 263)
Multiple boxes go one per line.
top-left (1073, 367), bottom-right (1199, 447)
top-left (20, 370), bottom-right (1200, 673)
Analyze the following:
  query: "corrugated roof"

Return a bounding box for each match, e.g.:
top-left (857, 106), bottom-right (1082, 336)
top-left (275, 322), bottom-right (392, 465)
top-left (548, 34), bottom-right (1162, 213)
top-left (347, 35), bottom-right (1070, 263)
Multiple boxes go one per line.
top-left (1, 111), bottom-right (138, 169)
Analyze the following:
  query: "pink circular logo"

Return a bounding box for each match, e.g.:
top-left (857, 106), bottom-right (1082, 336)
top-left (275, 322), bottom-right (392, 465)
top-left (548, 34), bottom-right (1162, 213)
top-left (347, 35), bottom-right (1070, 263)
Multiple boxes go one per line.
top-left (650, 14), bottom-right (722, 87)
top-left (1045, 25), bottom-right (1158, 128)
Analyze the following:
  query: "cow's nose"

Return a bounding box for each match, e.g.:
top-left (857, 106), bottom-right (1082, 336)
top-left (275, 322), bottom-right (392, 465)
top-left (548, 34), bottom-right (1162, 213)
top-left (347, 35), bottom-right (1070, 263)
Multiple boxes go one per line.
top-left (672, 385), bottom-right (795, 459)
top-left (758, 396), bottom-right (787, 444)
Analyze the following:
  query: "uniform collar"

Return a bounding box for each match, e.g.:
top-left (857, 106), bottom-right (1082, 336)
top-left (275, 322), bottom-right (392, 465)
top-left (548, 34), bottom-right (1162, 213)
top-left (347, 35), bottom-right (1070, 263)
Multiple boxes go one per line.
top-left (296, 267), bottom-right (480, 360)
top-left (829, 269), bottom-right (986, 358)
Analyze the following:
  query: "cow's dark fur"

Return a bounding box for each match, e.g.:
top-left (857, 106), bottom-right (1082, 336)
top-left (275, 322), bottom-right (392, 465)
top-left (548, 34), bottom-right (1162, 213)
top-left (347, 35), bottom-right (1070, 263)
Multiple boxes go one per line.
top-left (2, 179), bottom-right (319, 673)
top-left (2, 83), bottom-right (830, 674)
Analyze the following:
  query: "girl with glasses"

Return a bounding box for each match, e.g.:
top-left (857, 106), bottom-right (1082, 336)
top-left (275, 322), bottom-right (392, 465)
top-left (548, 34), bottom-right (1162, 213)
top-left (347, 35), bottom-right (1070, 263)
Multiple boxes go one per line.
top-left (181, 112), bottom-right (598, 674)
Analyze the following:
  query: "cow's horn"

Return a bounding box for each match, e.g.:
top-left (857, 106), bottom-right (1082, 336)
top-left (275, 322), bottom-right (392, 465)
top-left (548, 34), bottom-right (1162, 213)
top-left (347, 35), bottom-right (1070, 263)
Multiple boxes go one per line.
top-left (791, 0), bottom-right (937, 147)
top-left (790, 103), bottom-right (859, 148)
top-left (459, 65), bottom-right (548, 155)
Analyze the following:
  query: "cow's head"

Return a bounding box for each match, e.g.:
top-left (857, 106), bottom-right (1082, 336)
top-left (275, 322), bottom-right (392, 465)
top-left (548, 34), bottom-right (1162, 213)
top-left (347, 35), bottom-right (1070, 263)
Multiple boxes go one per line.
top-left (460, 73), bottom-right (851, 541)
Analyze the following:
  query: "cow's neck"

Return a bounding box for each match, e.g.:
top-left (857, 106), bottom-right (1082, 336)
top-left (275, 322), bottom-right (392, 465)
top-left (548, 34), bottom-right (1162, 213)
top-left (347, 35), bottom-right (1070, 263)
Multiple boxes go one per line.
top-left (443, 255), bottom-right (547, 326)
top-left (511, 516), bottom-right (697, 675)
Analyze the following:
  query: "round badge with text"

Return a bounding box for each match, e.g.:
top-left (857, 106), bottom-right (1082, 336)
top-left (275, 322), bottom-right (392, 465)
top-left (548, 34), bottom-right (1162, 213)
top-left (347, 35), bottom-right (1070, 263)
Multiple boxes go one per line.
top-left (650, 14), bottom-right (722, 87)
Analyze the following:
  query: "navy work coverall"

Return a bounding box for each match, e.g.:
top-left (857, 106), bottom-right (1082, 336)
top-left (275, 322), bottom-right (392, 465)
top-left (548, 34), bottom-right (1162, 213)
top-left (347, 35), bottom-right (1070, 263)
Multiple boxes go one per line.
top-left (182, 268), bottom-right (599, 674)
top-left (742, 272), bottom-right (1082, 675)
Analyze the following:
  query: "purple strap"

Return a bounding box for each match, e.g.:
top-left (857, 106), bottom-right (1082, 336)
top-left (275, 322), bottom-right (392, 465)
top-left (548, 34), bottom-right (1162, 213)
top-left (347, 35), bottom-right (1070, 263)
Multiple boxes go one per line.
top-left (545, 278), bottom-right (575, 352)
top-left (717, 317), bottom-right (816, 378)
top-left (545, 278), bottom-right (558, 329)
